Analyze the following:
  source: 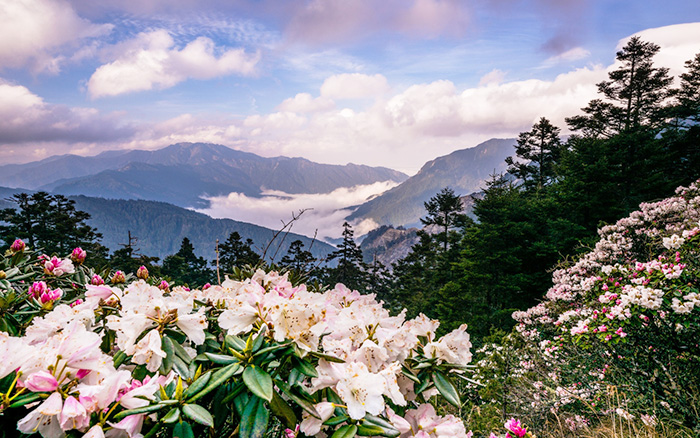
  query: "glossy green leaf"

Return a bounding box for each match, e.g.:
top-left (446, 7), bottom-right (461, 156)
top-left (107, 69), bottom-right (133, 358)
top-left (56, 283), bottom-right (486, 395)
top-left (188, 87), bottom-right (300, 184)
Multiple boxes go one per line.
top-left (432, 371), bottom-right (461, 408)
top-left (242, 365), bottom-right (273, 401)
top-left (331, 424), bottom-right (358, 438)
top-left (182, 371), bottom-right (212, 400)
top-left (204, 352), bottom-right (239, 364)
top-left (239, 396), bottom-right (269, 438)
top-left (173, 421), bottom-right (194, 438)
top-left (357, 425), bottom-right (385, 436)
top-left (160, 336), bottom-right (175, 375)
top-left (182, 404), bottom-right (214, 427)
top-left (162, 407), bottom-right (181, 424)
top-left (187, 362), bottom-right (240, 402)
top-left (114, 403), bottom-right (167, 419)
top-left (269, 391), bottom-right (297, 428)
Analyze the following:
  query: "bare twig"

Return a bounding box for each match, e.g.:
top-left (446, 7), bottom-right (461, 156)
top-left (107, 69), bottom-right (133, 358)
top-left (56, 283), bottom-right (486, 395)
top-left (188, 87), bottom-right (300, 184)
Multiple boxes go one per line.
top-left (260, 208), bottom-right (311, 263)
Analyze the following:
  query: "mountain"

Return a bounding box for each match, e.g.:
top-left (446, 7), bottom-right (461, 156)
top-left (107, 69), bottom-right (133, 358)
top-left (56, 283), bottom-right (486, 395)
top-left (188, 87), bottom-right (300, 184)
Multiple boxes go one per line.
top-left (348, 138), bottom-right (515, 227)
top-left (0, 187), bottom-right (335, 262)
top-left (0, 143), bottom-right (408, 209)
top-left (360, 225), bottom-right (420, 268)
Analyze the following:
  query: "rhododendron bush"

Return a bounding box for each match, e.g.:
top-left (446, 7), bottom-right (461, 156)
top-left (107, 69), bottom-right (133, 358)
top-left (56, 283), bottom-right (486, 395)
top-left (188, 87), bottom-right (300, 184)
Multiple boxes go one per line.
top-left (473, 180), bottom-right (700, 432)
top-left (0, 245), bottom-right (476, 438)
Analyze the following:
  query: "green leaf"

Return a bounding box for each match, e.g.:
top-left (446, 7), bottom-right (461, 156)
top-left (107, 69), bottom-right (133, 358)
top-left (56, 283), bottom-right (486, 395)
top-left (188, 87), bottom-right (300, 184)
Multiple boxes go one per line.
top-left (239, 396), bottom-right (270, 438)
top-left (182, 371), bottom-right (212, 400)
top-left (363, 414), bottom-right (401, 437)
top-left (182, 404), bottom-right (214, 427)
top-left (293, 357), bottom-right (318, 378)
top-left (252, 341), bottom-right (292, 358)
top-left (8, 392), bottom-right (44, 408)
top-left (163, 407), bottom-right (181, 424)
top-left (113, 350), bottom-right (128, 368)
top-left (269, 391), bottom-right (298, 429)
top-left (242, 365), bottom-right (273, 401)
top-left (173, 421), bottom-right (194, 438)
top-left (357, 425), bottom-right (385, 436)
top-left (324, 415), bottom-right (350, 426)
top-left (114, 403), bottom-right (167, 419)
top-left (170, 338), bottom-right (193, 364)
top-left (308, 351), bottom-right (345, 363)
top-left (226, 335), bottom-right (246, 352)
top-left (172, 354), bottom-right (191, 380)
top-left (221, 381), bottom-right (247, 404)
top-left (160, 336), bottom-right (175, 375)
top-left (331, 424), bottom-right (358, 438)
top-left (204, 352), bottom-right (239, 364)
top-left (432, 371), bottom-right (461, 408)
top-left (277, 381), bottom-right (320, 418)
top-left (187, 362), bottom-right (240, 402)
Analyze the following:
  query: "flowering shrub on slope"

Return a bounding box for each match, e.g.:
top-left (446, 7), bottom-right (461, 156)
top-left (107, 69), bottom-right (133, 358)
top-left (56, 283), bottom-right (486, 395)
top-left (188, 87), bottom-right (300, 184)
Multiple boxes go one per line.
top-left (0, 245), bottom-right (476, 438)
top-left (491, 179), bottom-right (700, 431)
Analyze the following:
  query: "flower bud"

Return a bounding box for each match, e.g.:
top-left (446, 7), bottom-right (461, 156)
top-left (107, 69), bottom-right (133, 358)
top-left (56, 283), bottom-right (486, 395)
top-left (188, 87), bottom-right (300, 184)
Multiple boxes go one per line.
top-left (202, 283), bottom-right (212, 290)
top-left (158, 280), bottom-right (169, 291)
top-left (29, 281), bottom-right (48, 298)
top-left (0, 270), bottom-right (5, 280)
top-left (111, 271), bottom-right (126, 284)
top-left (10, 239), bottom-right (25, 253)
top-left (40, 288), bottom-right (63, 305)
top-left (70, 247), bottom-right (87, 264)
top-left (136, 265), bottom-right (149, 280)
top-left (24, 371), bottom-right (58, 392)
top-left (91, 274), bottom-right (105, 285)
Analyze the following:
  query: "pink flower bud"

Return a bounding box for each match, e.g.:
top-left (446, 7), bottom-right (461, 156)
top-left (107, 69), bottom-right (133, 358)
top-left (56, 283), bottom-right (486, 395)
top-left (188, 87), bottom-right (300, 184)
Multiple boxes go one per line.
top-left (40, 288), bottom-right (63, 304)
top-left (70, 247), bottom-right (87, 264)
top-left (136, 265), bottom-right (149, 280)
top-left (70, 299), bottom-right (84, 308)
top-left (158, 280), bottom-right (169, 291)
top-left (111, 271), bottom-right (126, 284)
top-left (91, 274), bottom-right (105, 285)
top-left (202, 283), bottom-right (212, 290)
top-left (28, 281), bottom-right (48, 298)
top-left (504, 418), bottom-right (527, 438)
top-left (24, 371), bottom-right (58, 392)
top-left (10, 239), bottom-right (25, 252)
top-left (86, 284), bottom-right (114, 300)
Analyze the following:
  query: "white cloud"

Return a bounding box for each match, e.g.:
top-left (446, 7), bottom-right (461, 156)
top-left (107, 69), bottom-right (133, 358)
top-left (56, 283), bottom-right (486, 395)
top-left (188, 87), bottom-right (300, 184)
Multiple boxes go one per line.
top-left (199, 181), bottom-right (400, 241)
top-left (542, 47), bottom-right (591, 68)
top-left (0, 80), bottom-right (133, 148)
top-left (320, 73), bottom-right (389, 99)
top-left (625, 23), bottom-right (700, 76)
top-left (478, 69), bottom-right (506, 86)
top-left (87, 30), bottom-right (260, 98)
top-left (276, 93), bottom-right (335, 113)
top-left (0, 0), bottom-right (111, 73)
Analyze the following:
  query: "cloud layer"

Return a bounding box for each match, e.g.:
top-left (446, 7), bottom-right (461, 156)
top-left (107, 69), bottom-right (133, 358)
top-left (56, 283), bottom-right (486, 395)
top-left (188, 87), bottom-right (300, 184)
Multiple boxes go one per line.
top-left (200, 181), bottom-right (399, 241)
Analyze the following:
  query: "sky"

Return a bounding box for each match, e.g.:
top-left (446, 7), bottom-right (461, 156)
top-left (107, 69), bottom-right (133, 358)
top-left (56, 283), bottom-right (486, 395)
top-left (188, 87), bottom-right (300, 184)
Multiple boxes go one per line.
top-left (1, 1), bottom-right (700, 175)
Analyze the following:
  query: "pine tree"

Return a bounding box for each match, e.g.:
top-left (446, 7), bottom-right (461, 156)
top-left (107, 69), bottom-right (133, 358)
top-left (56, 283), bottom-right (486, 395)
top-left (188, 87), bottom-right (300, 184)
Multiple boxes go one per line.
top-left (420, 187), bottom-right (468, 254)
top-left (505, 117), bottom-right (562, 191)
top-left (217, 232), bottom-right (261, 271)
top-left (162, 237), bottom-right (213, 286)
top-left (324, 222), bottom-right (367, 291)
top-left (280, 240), bottom-right (315, 274)
top-left (566, 36), bottom-right (673, 137)
top-left (0, 192), bottom-right (106, 259)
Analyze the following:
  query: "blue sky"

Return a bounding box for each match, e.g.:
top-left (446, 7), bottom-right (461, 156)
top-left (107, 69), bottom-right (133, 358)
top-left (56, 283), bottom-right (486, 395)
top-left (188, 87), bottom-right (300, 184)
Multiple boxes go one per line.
top-left (1, 0), bottom-right (700, 174)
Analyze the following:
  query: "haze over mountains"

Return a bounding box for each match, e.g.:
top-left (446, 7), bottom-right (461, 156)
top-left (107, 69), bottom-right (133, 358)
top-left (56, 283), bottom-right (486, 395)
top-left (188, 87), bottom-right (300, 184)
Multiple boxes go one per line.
top-left (348, 138), bottom-right (515, 227)
top-left (0, 143), bottom-right (408, 209)
top-left (1, 139), bottom-right (517, 262)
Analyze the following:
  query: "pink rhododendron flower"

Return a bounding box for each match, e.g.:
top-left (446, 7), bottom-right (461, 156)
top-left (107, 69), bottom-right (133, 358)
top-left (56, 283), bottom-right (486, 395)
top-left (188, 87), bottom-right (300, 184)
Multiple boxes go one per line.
top-left (28, 281), bottom-right (47, 298)
top-left (504, 418), bottom-right (527, 438)
top-left (59, 395), bottom-right (90, 431)
top-left (10, 238), bottom-right (25, 252)
top-left (39, 288), bottom-right (63, 305)
top-left (70, 247), bottom-right (87, 264)
top-left (24, 371), bottom-right (58, 392)
top-left (17, 392), bottom-right (63, 437)
top-left (44, 256), bottom-right (75, 276)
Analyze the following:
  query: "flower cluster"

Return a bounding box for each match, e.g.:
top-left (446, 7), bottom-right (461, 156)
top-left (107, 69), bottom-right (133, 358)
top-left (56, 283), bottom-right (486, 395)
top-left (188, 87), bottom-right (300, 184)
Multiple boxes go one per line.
top-left (0, 254), bottom-right (476, 438)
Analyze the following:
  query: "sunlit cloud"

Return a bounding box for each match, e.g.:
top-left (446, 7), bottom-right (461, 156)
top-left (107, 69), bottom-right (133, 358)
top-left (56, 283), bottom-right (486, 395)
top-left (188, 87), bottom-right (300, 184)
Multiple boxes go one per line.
top-left (0, 0), bottom-right (112, 74)
top-left (88, 30), bottom-right (260, 98)
top-left (199, 181), bottom-right (400, 241)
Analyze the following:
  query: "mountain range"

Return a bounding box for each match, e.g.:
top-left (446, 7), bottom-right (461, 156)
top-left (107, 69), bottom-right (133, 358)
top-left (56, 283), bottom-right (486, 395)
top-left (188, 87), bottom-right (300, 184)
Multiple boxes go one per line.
top-left (0, 143), bottom-right (408, 209)
top-left (347, 138), bottom-right (515, 227)
top-left (0, 187), bottom-right (334, 262)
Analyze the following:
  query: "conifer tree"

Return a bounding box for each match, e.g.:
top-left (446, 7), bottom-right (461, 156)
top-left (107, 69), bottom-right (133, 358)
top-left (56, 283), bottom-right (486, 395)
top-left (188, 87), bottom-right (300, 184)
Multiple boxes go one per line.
top-left (162, 237), bottom-right (213, 286)
top-left (280, 239), bottom-right (315, 274)
top-left (217, 232), bottom-right (261, 270)
top-left (505, 117), bottom-right (562, 191)
top-left (324, 222), bottom-right (367, 291)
